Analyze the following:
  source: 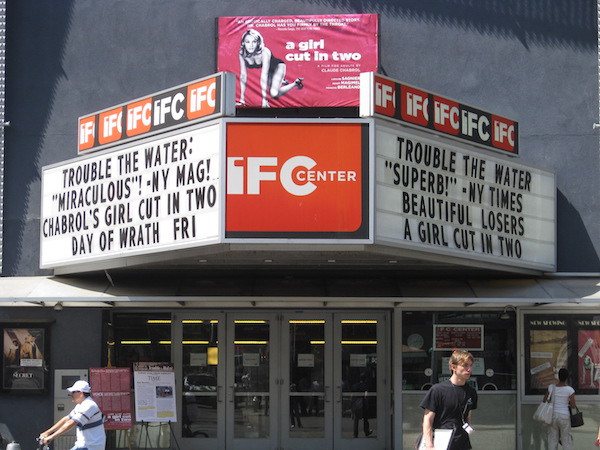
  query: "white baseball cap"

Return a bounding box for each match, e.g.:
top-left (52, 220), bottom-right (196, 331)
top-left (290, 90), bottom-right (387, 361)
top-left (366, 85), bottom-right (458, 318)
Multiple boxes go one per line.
top-left (67, 380), bottom-right (91, 393)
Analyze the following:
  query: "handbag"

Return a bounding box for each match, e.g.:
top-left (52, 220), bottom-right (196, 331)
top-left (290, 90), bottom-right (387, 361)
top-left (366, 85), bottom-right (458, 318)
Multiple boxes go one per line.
top-left (533, 384), bottom-right (554, 424)
top-left (570, 406), bottom-right (584, 427)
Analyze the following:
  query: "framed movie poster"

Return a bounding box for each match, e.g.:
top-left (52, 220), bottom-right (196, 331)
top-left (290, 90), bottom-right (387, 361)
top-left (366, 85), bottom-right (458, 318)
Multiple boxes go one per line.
top-left (524, 314), bottom-right (600, 396)
top-left (90, 367), bottom-right (133, 429)
top-left (2, 327), bottom-right (48, 392)
top-left (217, 14), bottom-right (379, 108)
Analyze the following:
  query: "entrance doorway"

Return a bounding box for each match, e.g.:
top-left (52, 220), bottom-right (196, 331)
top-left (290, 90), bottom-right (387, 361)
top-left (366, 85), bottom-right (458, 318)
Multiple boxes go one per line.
top-left (173, 311), bottom-right (389, 449)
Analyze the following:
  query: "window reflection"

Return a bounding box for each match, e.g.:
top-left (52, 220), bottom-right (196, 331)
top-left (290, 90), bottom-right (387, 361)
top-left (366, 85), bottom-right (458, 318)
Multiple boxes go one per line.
top-left (182, 319), bottom-right (218, 438)
top-left (108, 313), bottom-right (173, 449)
top-left (341, 320), bottom-right (377, 439)
top-left (289, 320), bottom-right (325, 438)
top-left (401, 312), bottom-right (517, 391)
top-left (234, 321), bottom-right (270, 438)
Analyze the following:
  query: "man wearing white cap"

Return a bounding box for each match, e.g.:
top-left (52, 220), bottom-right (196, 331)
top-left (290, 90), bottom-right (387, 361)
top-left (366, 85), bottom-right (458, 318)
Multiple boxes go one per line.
top-left (39, 380), bottom-right (106, 450)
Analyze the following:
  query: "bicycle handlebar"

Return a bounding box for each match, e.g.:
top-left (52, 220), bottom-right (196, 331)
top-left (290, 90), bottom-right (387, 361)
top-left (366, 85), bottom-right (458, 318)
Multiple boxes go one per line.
top-left (35, 438), bottom-right (50, 450)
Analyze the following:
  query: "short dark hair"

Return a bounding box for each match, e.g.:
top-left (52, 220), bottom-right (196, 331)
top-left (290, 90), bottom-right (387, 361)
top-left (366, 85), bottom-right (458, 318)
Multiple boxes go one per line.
top-left (558, 368), bottom-right (569, 382)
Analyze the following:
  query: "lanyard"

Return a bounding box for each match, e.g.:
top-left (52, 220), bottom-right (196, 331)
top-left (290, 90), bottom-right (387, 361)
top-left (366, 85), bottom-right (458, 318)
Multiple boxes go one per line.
top-left (452, 383), bottom-right (469, 425)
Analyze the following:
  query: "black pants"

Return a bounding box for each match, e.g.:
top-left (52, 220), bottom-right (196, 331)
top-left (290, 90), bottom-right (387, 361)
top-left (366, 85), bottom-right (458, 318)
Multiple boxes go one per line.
top-left (353, 414), bottom-right (370, 438)
top-left (290, 398), bottom-right (302, 428)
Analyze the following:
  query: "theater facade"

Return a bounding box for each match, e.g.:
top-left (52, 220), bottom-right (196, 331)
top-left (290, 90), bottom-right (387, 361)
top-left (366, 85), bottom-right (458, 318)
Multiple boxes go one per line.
top-left (1, 5), bottom-right (598, 450)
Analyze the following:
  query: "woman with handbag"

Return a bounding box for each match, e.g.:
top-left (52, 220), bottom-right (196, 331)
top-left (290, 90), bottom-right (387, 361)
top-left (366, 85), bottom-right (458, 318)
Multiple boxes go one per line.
top-left (545, 368), bottom-right (577, 450)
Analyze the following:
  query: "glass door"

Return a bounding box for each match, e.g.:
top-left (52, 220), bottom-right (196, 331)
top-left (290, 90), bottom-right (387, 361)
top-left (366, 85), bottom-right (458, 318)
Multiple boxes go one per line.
top-left (173, 313), bottom-right (226, 449)
top-left (172, 310), bottom-right (389, 450)
top-left (226, 314), bottom-right (279, 449)
top-left (335, 313), bottom-right (388, 449)
top-left (281, 312), bottom-right (389, 449)
top-left (281, 313), bottom-right (333, 449)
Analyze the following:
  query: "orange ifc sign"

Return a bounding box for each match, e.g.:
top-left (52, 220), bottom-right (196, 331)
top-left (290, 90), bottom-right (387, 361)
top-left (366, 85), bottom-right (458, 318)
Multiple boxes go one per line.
top-left (78, 75), bottom-right (222, 153)
top-left (370, 74), bottom-right (519, 155)
top-left (226, 122), bottom-right (369, 238)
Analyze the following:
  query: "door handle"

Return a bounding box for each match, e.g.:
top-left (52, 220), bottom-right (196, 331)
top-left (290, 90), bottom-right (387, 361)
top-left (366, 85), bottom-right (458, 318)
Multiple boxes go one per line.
top-left (228, 386), bottom-right (234, 403)
top-left (324, 385), bottom-right (331, 403)
top-left (336, 385), bottom-right (342, 403)
top-left (217, 385), bottom-right (223, 403)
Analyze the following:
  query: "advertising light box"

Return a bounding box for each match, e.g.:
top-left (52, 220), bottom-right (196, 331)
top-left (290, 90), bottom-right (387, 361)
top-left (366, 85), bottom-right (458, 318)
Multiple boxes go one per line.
top-left (41, 116), bottom-right (554, 273)
top-left (360, 72), bottom-right (519, 156)
top-left (41, 122), bottom-right (222, 269)
top-left (225, 120), bottom-right (371, 240)
top-left (374, 122), bottom-right (556, 272)
top-left (77, 72), bottom-right (235, 154)
top-left (217, 15), bottom-right (378, 108)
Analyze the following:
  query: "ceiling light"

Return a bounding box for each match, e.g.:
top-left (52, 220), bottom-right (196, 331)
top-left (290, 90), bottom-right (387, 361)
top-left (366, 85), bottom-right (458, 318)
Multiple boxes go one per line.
top-left (500, 305), bottom-right (516, 320)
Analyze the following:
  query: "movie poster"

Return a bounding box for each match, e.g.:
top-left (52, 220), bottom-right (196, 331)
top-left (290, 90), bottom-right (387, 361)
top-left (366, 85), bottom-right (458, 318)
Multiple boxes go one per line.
top-left (133, 362), bottom-right (177, 422)
top-left (90, 367), bottom-right (133, 429)
top-left (217, 14), bottom-right (378, 108)
top-left (3, 328), bottom-right (45, 390)
top-left (577, 330), bottom-right (600, 389)
top-left (528, 329), bottom-right (568, 390)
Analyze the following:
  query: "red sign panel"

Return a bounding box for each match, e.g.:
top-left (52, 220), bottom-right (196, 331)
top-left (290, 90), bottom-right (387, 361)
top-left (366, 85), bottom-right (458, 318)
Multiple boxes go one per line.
top-left (365, 73), bottom-right (519, 155)
top-left (89, 367), bottom-right (132, 430)
top-left (78, 74), bottom-right (229, 154)
top-left (217, 15), bottom-right (378, 108)
top-left (226, 122), bottom-right (369, 238)
top-left (433, 325), bottom-right (484, 351)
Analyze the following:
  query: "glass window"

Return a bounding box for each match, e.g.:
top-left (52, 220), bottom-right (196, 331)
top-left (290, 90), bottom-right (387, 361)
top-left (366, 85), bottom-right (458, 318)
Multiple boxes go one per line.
top-left (289, 320), bottom-right (325, 437)
top-left (233, 320), bottom-right (270, 438)
top-left (341, 319), bottom-right (378, 439)
top-left (105, 312), bottom-right (173, 449)
top-left (110, 313), bottom-right (172, 368)
top-left (402, 311), bottom-right (516, 391)
top-left (524, 313), bottom-right (600, 395)
top-left (182, 319), bottom-right (219, 438)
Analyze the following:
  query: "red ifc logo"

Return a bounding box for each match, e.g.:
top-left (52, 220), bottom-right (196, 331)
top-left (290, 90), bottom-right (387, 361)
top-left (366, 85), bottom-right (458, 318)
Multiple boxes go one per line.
top-left (433, 95), bottom-right (460, 135)
top-left (226, 123), bottom-right (365, 234)
top-left (374, 76), bottom-right (396, 117)
top-left (401, 85), bottom-right (430, 126)
top-left (492, 115), bottom-right (516, 152)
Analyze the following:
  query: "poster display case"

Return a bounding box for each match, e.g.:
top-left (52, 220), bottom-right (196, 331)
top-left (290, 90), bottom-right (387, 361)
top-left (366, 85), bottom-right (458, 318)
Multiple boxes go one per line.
top-left (524, 314), bottom-right (600, 395)
top-left (2, 325), bottom-right (48, 393)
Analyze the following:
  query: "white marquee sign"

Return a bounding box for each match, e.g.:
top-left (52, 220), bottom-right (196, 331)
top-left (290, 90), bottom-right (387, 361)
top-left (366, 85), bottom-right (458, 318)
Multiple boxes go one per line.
top-left (40, 122), bottom-right (221, 269)
top-left (375, 122), bottom-right (556, 271)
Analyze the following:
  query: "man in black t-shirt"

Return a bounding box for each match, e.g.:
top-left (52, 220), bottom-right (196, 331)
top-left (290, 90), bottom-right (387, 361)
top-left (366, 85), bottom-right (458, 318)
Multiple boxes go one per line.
top-left (420, 350), bottom-right (478, 450)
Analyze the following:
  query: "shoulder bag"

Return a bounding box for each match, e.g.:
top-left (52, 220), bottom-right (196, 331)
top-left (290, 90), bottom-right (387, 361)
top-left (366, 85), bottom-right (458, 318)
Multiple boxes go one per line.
top-left (533, 384), bottom-right (554, 425)
top-left (569, 406), bottom-right (584, 427)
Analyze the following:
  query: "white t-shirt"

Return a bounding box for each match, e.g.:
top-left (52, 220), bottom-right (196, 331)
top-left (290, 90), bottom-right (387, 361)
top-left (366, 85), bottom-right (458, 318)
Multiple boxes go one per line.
top-left (550, 384), bottom-right (574, 417)
top-left (69, 396), bottom-right (106, 450)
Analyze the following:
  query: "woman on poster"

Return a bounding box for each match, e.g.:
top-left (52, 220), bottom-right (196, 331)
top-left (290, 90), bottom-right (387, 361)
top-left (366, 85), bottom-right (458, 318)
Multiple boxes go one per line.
top-left (20, 332), bottom-right (41, 360)
top-left (237, 29), bottom-right (303, 108)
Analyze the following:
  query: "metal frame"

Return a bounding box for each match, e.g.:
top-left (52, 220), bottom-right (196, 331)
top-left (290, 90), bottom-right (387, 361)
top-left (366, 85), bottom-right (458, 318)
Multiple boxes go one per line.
top-left (0, 0), bottom-right (6, 274)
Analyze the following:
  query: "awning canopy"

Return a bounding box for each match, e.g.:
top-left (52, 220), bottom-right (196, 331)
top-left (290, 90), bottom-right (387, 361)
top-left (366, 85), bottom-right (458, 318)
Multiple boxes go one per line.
top-left (1, 275), bottom-right (600, 309)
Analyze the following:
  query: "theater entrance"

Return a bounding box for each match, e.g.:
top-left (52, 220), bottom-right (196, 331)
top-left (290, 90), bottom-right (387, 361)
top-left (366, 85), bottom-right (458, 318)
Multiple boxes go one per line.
top-left (173, 310), bottom-right (390, 449)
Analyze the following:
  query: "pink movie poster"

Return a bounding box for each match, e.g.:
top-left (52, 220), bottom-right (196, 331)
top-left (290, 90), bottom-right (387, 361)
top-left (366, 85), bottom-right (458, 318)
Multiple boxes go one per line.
top-left (578, 330), bottom-right (600, 389)
top-left (90, 367), bottom-right (132, 429)
top-left (217, 14), bottom-right (378, 108)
